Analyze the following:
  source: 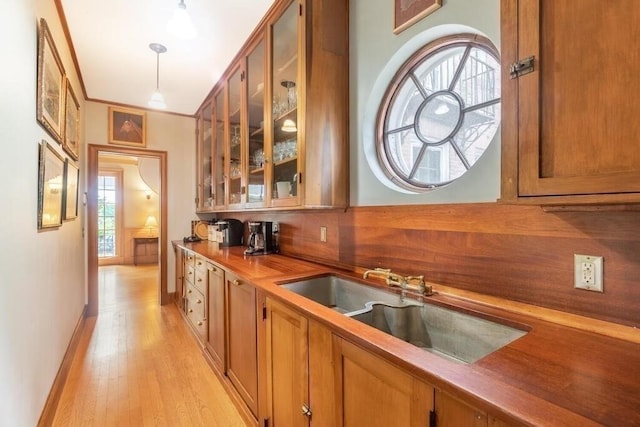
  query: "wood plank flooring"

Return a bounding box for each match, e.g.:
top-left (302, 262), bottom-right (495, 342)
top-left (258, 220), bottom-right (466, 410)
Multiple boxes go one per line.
top-left (52, 265), bottom-right (247, 427)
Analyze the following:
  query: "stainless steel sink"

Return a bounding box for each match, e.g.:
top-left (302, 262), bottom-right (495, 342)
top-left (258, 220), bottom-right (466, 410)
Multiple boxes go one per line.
top-left (350, 302), bottom-right (527, 364)
top-left (280, 274), bottom-right (527, 363)
top-left (280, 274), bottom-right (405, 314)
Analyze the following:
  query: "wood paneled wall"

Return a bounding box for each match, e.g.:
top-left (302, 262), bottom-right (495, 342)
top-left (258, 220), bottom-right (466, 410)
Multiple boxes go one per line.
top-left (211, 203), bottom-right (640, 327)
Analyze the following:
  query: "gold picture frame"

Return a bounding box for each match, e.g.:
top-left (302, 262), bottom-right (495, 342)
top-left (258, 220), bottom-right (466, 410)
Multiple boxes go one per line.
top-left (108, 106), bottom-right (147, 147)
top-left (37, 18), bottom-right (66, 144)
top-left (394, 0), bottom-right (442, 34)
top-left (63, 79), bottom-right (80, 160)
top-left (38, 140), bottom-right (65, 229)
top-left (63, 159), bottom-right (79, 221)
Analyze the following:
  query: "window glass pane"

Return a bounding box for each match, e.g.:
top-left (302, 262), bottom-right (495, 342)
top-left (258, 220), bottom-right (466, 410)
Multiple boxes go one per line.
top-left (414, 47), bottom-right (466, 93)
top-left (98, 174), bottom-right (118, 258)
top-left (387, 78), bottom-right (421, 131)
top-left (452, 47), bottom-right (501, 108)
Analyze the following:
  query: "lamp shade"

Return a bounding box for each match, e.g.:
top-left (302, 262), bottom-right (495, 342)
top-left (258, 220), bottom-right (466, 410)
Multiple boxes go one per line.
top-left (167, 1), bottom-right (197, 40)
top-left (144, 215), bottom-right (158, 229)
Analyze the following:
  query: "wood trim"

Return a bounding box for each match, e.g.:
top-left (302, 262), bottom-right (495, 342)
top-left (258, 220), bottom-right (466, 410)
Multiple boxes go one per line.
top-left (88, 98), bottom-right (196, 118)
top-left (53, 0), bottom-right (87, 100)
top-left (37, 305), bottom-right (87, 426)
top-left (87, 144), bottom-right (169, 316)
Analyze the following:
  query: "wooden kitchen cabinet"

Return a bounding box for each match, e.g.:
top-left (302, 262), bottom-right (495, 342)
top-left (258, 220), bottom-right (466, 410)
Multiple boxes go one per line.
top-left (501, 0), bottom-right (640, 206)
top-left (435, 389), bottom-right (487, 427)
top-left (194, 0), bottom-right (348, 212)
top-left (174, 246), bottom-right (185, 310)
top-left (195, 101), bottom-right (214, 212)
top-left (205, 262), bottom-right (225, 372)
top-left (226, 270), bottom-right (259, 418)
top-left (332, 337), bottom-right (434, 427)
top-left (265, 297), bottom-right (309, 427)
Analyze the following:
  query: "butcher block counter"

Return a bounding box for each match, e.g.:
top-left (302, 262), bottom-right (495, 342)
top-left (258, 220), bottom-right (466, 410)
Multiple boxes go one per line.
top-left (175, 241), bottom-right (640, 426)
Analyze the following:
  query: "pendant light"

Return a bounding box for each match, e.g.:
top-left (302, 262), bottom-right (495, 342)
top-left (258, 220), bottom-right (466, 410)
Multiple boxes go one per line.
top-left (167, 0), bottom-right (197, 40)
top-left (148, 43), bottom-right (167, 110)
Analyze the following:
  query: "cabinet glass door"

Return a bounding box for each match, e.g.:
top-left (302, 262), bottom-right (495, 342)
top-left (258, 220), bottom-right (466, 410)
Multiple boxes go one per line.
top-left (228, 67), bottom-right (243, 207)
top-left (199, 102), bottom-right (213, 210)
top-left (213, 88), bottom-right (226, 208)
top-left (246, 39), bottom-right (266, 206)
top-left (270, 0), bottom-right (299, 206)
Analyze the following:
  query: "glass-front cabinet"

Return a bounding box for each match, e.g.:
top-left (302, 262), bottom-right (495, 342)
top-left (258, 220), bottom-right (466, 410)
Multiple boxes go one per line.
top-left (227, 66), bottom-right (243, 208)
top-left (196, 102), bottom-right (213, 212)
top-left (213, 88), bottom-right (226, 209)
top-left (270, 1), bottom-right (299, 207)
top-left (246, 38), bottom-right (266, 207)
top-left (195, 0), bottom-right (348, 212)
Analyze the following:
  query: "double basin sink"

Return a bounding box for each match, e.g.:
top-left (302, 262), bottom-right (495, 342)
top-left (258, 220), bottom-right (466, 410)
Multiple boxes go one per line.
top-left (281, 275), bottom-right (527, 364)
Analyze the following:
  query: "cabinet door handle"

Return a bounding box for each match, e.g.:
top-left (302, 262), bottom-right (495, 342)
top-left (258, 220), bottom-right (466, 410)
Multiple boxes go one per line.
top-left (301, 404), bottom-right (312, 417)
top-left (208, 266), bottom-right (217, 272)
top-left (188, 289), bottom-right (192, 293)
top-left (197, 261), bottom-right (202, 266)
top-left (232, 279), bottom-right (241, 286)
top-left (188, 271), bottom-right (193, 275)
top-left (188, 309), bottom-right (193, 313)
top-left (196, 299), bottom-right (202, 304)
top-left (197, 278), bottom-right (203, 282)
top-left (197, 321), bottom-right (203, 326)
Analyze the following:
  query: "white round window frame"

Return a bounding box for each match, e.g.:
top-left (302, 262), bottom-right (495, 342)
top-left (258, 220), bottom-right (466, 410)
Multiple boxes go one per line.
top-left (362, 26), bottom-right (501, 194)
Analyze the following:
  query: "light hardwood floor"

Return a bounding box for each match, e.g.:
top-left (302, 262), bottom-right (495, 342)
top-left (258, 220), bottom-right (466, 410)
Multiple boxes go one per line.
top-left (52, 264), bottom-right (247, 426)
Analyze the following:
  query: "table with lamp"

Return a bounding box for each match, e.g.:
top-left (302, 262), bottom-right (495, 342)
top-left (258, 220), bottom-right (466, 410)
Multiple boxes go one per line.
top-left (133, 215), bottom-right (159, 265)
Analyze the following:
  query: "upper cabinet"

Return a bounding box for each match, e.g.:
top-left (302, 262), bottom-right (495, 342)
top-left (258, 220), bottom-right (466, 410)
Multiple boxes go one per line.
top-left (196, 102), bottom-right (213, 211)
top-left (501, 0), bottom-right (640, 207)
top-left (196, 0), bottom-right (348, 213)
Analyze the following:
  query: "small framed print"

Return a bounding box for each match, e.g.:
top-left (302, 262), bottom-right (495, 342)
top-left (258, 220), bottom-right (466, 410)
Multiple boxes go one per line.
top-left (394, 0), bottom-right (442, 34)
top-left (63, 79), bottom-right (80, 160)
top-left (37, 18), bottom-right (66, 144)
top-left (63, 159), bottom-right (79, 221)
top-left (108, 106), bottom-right (147, 147)
top-left (38, 140), bottom-right (65, 229)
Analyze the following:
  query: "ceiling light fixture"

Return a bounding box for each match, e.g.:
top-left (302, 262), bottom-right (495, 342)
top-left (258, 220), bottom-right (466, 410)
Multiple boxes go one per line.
top-left (167, 0), bottom-right (197, 40)
top-left (148, 43), bottom-right (167, 110)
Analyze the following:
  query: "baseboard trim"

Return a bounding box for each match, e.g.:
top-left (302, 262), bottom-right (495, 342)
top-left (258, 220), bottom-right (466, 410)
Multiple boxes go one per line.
top-left (38, 305), bottom-right (88, 426)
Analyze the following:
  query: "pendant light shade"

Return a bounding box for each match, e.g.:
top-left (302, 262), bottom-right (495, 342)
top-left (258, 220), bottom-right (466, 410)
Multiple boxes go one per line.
top-left (148, 43), bottom-right (167, 109)
top-left (167, 0), bottom-right (197, 40)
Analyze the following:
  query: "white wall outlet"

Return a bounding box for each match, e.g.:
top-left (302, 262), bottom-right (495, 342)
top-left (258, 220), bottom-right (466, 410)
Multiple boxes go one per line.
top-left (320, 226), bottom-right (327, 242)
top-left (574, 254), bottom-right (603, 292)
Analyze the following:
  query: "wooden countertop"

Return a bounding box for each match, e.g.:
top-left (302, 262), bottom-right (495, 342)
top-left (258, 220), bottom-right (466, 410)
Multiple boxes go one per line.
top-left (176, 242), bottom-right (640, 426)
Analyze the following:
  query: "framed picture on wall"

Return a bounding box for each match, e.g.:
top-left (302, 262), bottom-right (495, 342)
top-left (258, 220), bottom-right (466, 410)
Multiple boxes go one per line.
top-left (38, 140), bottom-right (65, 229)
top-left (63, 158), bottom-right (79, 221)
top-left (108, 106), bottom-right (147, 147)
top-left (63, 79), bottom-right (80, 160)
top-left (394, 0), bottom-right (442, 34)
top-left (37, 18), bottom-right (66, 144)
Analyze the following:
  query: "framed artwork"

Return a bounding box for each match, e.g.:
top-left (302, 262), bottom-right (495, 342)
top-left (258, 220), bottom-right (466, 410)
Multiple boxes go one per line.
top-left (38, 140), bottom-right (65, 229)
top-left (394, 0), bottom-right (442, 34)
top-left (108, 106), bottom-right (147, 147)
top-left (63, 159), bottom-right (79, 221)
top-left (37, 18), bottom-right (66, 144)
top-left (63, 79), bottom-right (80, 160)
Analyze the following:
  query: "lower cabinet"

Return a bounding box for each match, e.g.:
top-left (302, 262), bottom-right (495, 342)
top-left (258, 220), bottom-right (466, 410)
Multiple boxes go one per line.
top-left (265, 298), bottom-right (310, 427)
top-left (185, 281), bottom-right (207, 341)
top-left (226, 270), bottom-right (259, 418)
top-left (205, 262), bottom-right (225, 372)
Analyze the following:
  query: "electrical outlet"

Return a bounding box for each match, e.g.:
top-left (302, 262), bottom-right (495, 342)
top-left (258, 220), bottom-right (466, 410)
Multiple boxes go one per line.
top-left (574, 254), bottom-right (603, 292)
top-left (320, 226), bottom-right (327, 242)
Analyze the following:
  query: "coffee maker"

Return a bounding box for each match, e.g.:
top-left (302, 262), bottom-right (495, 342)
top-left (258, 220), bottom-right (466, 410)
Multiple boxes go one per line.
top-left (244, 221), bottom-right (275, 255)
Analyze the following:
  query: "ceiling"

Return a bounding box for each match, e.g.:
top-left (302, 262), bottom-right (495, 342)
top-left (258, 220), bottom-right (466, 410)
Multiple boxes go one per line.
top-left (60, 0), bottom-right (275, 116)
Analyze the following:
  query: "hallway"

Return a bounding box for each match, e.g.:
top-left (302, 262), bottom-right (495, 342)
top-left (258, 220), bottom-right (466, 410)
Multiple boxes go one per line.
top-left (52, 265), bottom-right (246, 426)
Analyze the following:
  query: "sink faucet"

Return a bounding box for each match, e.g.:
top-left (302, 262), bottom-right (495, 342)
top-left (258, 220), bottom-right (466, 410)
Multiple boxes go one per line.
top-left (363, 268), bottom-right (433, 296)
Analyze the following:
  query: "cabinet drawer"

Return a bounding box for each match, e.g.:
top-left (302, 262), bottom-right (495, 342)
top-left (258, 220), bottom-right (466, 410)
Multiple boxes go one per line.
top-left (185, 252), bottom-right (196, 267)
top-left (194, 256), bottom-right (208, 272)
top-left (185, 265), bottom-right (195, 285)
top-left (186, 284), bottom-right (206, 339)
top-left (194, 267), bottom-right (207, 294)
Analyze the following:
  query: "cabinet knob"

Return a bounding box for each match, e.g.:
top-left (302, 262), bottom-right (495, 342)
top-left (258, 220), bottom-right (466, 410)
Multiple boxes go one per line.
top-left (197, 321), bottom-right (203, 326)
top-left (301, 404), bottom-right (312, 417)
top-left (188, 289), bottom-right (192, 293)
top-left (197, 278), bottom-right (203, 282)
top-left (188, 271), bottom-right (193, 275)
top-left (196, 299), bottom-right (202, 304)
top-left (188, 309), bottom-right (193, 313)
top-left (208, 266), bottom-right (217, 272)
top-left (197, 261), bottom-right (202, 266)
top-left (232, 279), bottom-right (240, 286)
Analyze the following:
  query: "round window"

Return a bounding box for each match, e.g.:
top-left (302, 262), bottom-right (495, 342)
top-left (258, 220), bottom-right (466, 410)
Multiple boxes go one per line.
top-left (376, 34), bottom-right (501, 192)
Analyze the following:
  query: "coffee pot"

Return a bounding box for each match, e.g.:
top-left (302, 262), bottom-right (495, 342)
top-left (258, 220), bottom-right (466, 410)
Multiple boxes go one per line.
top-left (244, 221), bottom-right (275, 255)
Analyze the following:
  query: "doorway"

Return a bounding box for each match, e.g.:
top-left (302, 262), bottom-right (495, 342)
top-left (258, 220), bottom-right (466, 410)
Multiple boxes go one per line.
top-left (87, 144), bottom-right (169, 316)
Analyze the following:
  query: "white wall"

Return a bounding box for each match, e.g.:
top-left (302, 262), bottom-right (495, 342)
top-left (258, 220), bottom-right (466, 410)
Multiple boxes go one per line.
top-left (350, 0), bottom-right (500, 205)
top-left (0, 0), bottom-right (86, 425)
top-left (85, 102), bottom-right (195, 292)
